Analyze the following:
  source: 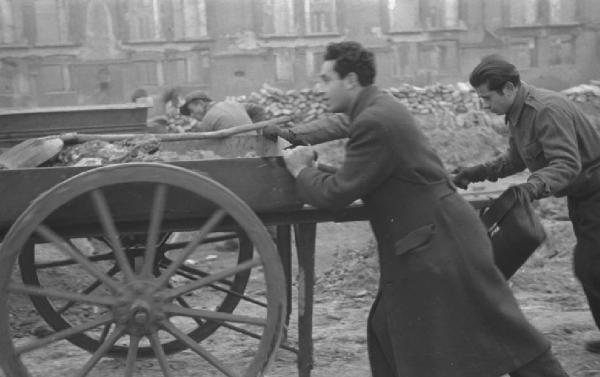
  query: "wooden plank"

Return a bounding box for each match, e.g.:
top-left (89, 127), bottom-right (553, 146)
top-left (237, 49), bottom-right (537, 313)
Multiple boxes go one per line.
top-left (0, 158), bottom-right (301, 235)
top-left (160, 134), bottom-right (280, 158)
top-left (0, 105), bottom-right (149, 147)
top-left (0, 103), bottom-right (150, 115)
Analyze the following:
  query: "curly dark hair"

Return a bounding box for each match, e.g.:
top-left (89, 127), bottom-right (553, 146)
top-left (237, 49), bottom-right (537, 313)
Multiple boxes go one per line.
top-left (469, 54), bottom-right (520, 93)
top-left (324, 41), bottom-right (376, 86)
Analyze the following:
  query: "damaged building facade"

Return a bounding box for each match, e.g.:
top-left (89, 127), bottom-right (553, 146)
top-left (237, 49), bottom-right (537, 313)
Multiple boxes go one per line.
top-left (0, 0), bottom-right (599, 109)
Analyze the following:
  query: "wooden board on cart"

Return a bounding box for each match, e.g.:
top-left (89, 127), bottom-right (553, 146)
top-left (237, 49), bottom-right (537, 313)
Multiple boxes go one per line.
top-left (0, 157), bottom-right (299, 237)
top-left (160, 134), bottom-right (282, 159)
top-left (0, 104), bottom-right (150, 148)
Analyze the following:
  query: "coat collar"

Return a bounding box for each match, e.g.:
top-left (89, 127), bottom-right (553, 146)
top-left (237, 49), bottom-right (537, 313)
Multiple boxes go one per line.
top-left (505, 82), bottom-right (529, 127)
top-left (349, 85), bottom-right (379, 121)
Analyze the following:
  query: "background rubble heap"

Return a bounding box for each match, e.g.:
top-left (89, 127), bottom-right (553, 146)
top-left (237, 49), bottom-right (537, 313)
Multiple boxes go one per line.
top-left (228, 82), bottom-right (483, 123)
top-left (55, 80), bottom-right (600, 168)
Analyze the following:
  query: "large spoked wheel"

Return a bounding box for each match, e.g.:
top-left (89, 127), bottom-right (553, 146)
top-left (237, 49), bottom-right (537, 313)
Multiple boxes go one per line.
top-left (0, 163), bottom-right (286, 377)
top-left (18, 230), bottom-right (254, 357)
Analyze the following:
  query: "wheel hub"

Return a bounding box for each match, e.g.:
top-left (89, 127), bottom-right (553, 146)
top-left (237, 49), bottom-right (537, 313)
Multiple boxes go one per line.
top-left (112, 281), bottom-right (167, 336)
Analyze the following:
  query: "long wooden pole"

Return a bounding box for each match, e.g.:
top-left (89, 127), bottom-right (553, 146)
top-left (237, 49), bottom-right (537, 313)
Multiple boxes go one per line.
top-left (61, 116), bottom-right (292, 143)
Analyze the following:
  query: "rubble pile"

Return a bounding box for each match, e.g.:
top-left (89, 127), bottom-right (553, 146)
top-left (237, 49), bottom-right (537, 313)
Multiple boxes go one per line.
top-left (51, 135), bottom-right (161, 166)
top-left (562, 80), bottom-right (600, 113)
top-left (384, 82), bottom-right (481, 114)
top-left (228, 84), bottom-right (328, 123)
top-left (230, 82), bottom-right (508, 168)
top-left (229, 82), bottom-right (482, 122)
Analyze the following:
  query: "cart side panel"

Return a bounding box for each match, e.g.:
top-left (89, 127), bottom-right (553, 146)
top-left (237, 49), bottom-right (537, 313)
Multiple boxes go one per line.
top-left (0, 158), bottom-right (300, 236)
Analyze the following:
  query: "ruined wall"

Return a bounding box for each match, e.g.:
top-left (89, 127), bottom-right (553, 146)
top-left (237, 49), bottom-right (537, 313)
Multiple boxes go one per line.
top-left (0, 0), bottom-right (599, 108)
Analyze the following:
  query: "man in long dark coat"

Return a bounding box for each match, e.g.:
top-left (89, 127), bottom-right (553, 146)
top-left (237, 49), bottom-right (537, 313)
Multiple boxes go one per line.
top-left (282, 41), bottom-right (568, 377)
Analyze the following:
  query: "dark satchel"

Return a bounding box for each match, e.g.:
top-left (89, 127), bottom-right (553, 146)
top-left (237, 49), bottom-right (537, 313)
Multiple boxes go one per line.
top-left (480, 186), bottom-right (547, 279)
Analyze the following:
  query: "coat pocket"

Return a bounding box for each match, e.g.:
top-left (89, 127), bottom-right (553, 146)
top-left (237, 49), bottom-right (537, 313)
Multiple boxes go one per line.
top-left (394, 224), bottom-right (436, 256)
top-left (523, 141), bottom-right (545, 167)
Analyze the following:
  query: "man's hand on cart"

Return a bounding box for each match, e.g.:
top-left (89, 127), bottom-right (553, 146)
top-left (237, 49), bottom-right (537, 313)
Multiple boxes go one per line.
top-left (282, 145), bottom-right (316, 178)
top-left (450, 165), bottom-right (488, 189)
top-left (262, 123), bottom-right (282, 140)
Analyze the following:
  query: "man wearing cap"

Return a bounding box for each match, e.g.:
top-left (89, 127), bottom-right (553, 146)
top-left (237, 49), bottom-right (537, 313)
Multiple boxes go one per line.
top-left (452, 55), bottom-right (600, 353)
top-left (179, 90), bottom-right (266, 132)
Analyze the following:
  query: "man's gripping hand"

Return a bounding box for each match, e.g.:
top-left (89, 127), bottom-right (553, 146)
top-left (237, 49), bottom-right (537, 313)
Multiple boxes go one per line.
top-left (451, 165), bottom-right (488, 189)
top-left (262, 124), bottom-right (283, 141)
top-left (282, 146), bottom-right (316, 178)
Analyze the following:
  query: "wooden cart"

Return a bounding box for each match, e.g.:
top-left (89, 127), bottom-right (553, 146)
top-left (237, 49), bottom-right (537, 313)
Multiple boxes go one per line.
top-left (0, 146), bottom-right (494, 377)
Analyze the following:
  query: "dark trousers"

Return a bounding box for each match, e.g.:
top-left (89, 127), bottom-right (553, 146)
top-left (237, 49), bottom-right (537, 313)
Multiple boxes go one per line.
top-left (569, 190), bottom-right (600, 331)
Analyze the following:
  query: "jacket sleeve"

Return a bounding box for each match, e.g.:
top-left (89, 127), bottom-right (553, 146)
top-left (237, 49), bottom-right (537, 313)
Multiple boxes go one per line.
top-left (527, 106), bottom-right (582, 197)
top-left (284, 113), bottom-right (350, 145)
top-left (483, 135), bottom-right (527, 181)
top-left (295, 119), bottom-right (395, 210)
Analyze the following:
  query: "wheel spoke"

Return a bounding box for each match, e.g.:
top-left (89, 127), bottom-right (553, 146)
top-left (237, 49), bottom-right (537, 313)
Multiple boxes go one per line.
top-left (160, 257), bottom-right (231, 285)
top-left (161, 320), bottom-right (239, 377)
top-left (124, 334), bottom-right (142, 377)
top-left (159, 241), bottom-right (188, 252)
top-left (148, 330), bottom-right (173, 377)
top-left (169, 264), bottom-right (268, 308)
top-left (155, 209), bottom-right (227, 289)
top-left (200, 233), bottom-right (239, 244)
top-left (15, 314), bottom-right (114, 355)
top-left (142, 184), bottom-right (168, 278)
top-left (8, 283), bottom-right (115, 307)
top-left (74, 325), bottom-right (125, 377)
top-left (164, 303), bottom-right (266, 326)
top-left (90, 189), bottom-right (136, 282)
top-left (56, 264), bottom-right (119, 315)
top-left (32, 251), bottom-right (115, 269)
top-left (169, 285), bottom-right (203, 326)
top-left (98, 323), bottom-right (112, 345)
top-left (159, 233), bottom-right (238, 253)
top-left (165, 258), bottom-right (262, 299)
top-left (216, 322), bottom-right (298, 354)
top-left (35, 225), bottom-right (122, 293)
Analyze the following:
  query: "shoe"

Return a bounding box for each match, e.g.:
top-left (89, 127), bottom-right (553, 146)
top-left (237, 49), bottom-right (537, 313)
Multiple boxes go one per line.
top-left (585, 340), bottom-right (600, 353)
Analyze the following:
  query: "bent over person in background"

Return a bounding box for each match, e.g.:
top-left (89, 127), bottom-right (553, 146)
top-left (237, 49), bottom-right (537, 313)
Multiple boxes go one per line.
top-left (179, 90), bottom-right (266, 132)
top-left (282, 41), bottom-right (569, 377)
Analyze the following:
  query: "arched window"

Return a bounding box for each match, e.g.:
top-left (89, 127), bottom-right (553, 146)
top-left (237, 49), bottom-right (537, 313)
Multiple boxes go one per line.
top-left (263, 0), bottom-right (296, 35)
top-left (0, 0), bottom-right (14, 44)
top-left (172, 0), bottom-right (207, 39)
top-left (35, 0), bottom-right (69, 45)
top-left (548, 0), bottom-right (576, 24)
top-left (506, 0), bottom-right (540, 26)
top-left (88, 0), bottom-right (113, 41)
top-left (305, 0), bottom-right (337, 34)
top-left (127, 0), bottom-right (161, 41)
top-left (387, 0), bottom-right (420, 31)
